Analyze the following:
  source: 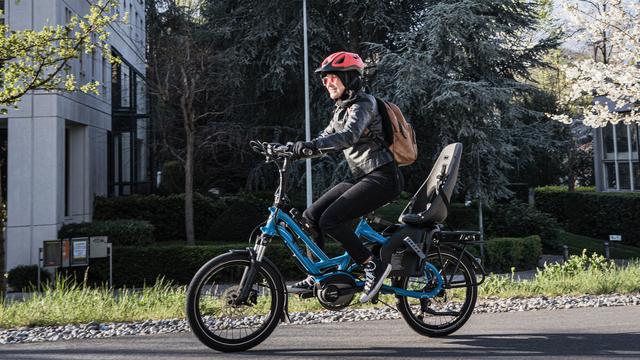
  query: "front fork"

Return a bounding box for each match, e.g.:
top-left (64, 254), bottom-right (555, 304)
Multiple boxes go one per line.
top-left (234, 235), bottom-right (269, 306)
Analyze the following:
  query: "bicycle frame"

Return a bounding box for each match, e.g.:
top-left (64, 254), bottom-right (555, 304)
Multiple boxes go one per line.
top-left (259, 206), bottom-right (444, 299)
top-left (243, 142), bottom-right (445, 301)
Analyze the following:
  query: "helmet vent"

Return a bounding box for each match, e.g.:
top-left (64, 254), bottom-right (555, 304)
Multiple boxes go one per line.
top-left (334, 56), bottom-right (345, 65)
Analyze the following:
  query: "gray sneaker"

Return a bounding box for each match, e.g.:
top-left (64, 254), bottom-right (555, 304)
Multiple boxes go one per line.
top-left (359, 257), bottom-right (392, 303)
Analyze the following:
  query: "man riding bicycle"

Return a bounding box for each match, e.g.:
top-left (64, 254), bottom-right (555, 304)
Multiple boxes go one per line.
top-left (290, 51), bottom-right (404, 302)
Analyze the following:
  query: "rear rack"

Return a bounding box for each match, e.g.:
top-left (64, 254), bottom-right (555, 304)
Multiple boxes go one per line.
top-left (431, 229), bottom-right (486, 286)
top-left (435, 230), bottom-right (482, 244)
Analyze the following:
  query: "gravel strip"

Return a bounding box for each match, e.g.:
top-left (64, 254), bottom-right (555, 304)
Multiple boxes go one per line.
top-left (1, 293), bottom-right (639, 345)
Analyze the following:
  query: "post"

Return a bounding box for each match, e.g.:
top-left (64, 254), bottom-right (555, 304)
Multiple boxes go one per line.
top-left (563, 245), bottom-right (569, 261)
top-left (37, 248), bottom-right (43, 292)
top-left (108, 243), bottom-right (113, 289)
top-left (302, 0), bottom-right (313, 208)
top-left (604, 241), bottom-right (610, 260)
top-left (478, 198), bottom-right (485, 260)
top-left (302, 0), bottom-right (313, 207)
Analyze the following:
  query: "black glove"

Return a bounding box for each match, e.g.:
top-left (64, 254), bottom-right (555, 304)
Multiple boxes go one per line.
top-left (292, 141), bottom-right (317, 157)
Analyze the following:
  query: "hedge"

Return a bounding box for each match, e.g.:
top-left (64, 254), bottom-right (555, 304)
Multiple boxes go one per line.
top-left (483, 235), bottom-right (543, 273)
top-left (61, 242), bottom-right (346, 288)
top-left (93, 193), bottom-right (269, 243)
top-left (56, 234), bottom-right (540, 288)
top-left (485, 200), bottom-right (561, 252)
top-left (59, 220), bottom-right (155, 246)
top-left (534, 186), bottom-right (640, 246)
top-left (93, 193), bottom-right (226, 243)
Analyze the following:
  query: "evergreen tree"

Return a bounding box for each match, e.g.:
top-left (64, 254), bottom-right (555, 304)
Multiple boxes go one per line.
top-left (370, 0), bottom-right (560, 200)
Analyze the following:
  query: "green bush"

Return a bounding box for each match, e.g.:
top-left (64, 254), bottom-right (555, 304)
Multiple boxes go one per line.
top-left (204, 193), bottom-right (271, 243)
top-left (447, 203), bottom-right (480, 230)
top-left (68, 242), bottom-right (346, 288)
top-left (93, 193), bottom-right (226, 243)
top-left (535, 186), bottom-right (640, 246)
top-left (486, 200), bottom-right (561, 252)
top-left (59, 220), bottom-right (155, 246)
top-left (7, 265), bottom-right (49, 291)
top-left (483, 235), bottom-right (543, 272)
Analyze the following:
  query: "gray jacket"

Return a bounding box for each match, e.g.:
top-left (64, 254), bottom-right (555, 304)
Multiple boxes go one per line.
top-left (312, 91), bottom-right (394, 178)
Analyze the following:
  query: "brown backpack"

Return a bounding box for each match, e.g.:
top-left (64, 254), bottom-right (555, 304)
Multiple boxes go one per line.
top-left (375, 98), bottom-right (418, 166)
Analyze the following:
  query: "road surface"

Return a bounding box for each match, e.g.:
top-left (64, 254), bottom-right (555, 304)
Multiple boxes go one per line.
top-left (1, 306), bottom-right (639, 360)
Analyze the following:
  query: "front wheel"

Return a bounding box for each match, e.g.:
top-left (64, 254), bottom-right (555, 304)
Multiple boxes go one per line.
top-left (394, 248), bottom-right (478, 337)
top-left (185, 252), bottom-right (285, 352)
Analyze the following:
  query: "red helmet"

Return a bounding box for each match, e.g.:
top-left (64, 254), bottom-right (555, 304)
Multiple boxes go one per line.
top-left (315, 51), bottom-right (365, 75)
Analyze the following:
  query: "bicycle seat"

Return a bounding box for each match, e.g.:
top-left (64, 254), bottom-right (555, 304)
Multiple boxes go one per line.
top-left (399, 143), bottom-right (462, 227)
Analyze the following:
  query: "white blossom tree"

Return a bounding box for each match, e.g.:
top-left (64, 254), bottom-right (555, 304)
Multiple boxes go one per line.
top-left (550, 0), bottom-right (640, 127)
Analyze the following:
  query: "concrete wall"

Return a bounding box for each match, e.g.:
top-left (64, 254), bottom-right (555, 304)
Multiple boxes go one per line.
top-left (4, 0), bottom-right (146, 270)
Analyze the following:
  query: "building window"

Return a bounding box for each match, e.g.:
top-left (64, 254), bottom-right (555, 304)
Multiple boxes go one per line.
top-left (136, 74), bottom-right (147, 115)
top-left (0, 0), bottom-right (5, 26)
top-left (121, 64), bottom-right (130, 108)
top-left (136, 118), bottom-right (149, 182)
top-left (91, 48), bottom-right (97, 81)
top-left (602, 123), bottom-right (640, 190)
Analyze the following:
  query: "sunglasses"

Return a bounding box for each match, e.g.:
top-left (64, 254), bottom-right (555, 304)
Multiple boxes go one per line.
top-left (322, 75), bottom-right (339, 86)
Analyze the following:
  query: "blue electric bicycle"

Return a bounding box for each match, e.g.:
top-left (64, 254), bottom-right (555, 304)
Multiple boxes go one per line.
top-left (185, 141), bottom-right (486, 352)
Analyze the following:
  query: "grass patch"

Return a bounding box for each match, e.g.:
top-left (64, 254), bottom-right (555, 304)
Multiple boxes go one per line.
top-left (558, 231), bottom-right (640, 259)
top-left (2, 252), bottom-right (639, 329)
top-left (0, 277), bottom-right (185, 329)
top-left (481, 251), bottom-right (640, 298)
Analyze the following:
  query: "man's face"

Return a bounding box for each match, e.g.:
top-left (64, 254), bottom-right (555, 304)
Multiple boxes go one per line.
top-left (322, 74), bottom-right (345, 100)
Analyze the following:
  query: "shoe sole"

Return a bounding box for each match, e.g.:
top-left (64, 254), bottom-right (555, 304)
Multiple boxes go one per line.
top-left (359, 264), bottom-right (392, 303)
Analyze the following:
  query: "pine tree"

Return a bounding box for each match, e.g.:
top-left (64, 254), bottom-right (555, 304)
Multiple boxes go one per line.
top-left (370, 0), bottom-right (560, 200)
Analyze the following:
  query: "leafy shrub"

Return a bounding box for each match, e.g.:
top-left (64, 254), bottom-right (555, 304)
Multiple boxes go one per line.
top-left (93, 193), bottom-right (226, 242)
top-left (59, 220), bottom-right (155, 246)
top-left (483, 235), bottom-right (543, 272)
top-left (447, 203), bottom-right (480, 230)
top-left (538, 250), bottom-right (616, 278)
top-left (486, 200), bottom-right (561, 252)
top-left (204, 193), bottom-right (271, 243)
top-left (7, 265), bottom-right (49, 291)
top-left (534, 186), bottom-right (640, 246)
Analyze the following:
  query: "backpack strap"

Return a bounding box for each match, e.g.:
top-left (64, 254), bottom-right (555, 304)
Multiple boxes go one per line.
top-left (375, 97), bottom-right (394, 147)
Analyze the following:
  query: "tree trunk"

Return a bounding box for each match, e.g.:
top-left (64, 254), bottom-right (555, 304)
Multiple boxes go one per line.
top-left (184, 121), bottom-right (196, 246)
top-left (567, 132), bottom-right (576, 192)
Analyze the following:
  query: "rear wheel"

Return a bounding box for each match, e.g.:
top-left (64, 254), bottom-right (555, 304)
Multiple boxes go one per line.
top-left (395, 249), bottom-right (477, 337)
top-left (185, 252), bottom-right (285, 352)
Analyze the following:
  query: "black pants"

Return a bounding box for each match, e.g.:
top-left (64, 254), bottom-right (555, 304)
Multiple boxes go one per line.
top-left (303, 162), bottom-right (403, 264)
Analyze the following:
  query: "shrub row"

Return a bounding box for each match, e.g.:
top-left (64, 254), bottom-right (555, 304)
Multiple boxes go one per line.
top-left (9, 234), bottom-right (541, 289)
top-left (59, 220), bottom-right (155, 246)
top-left (50, 242), bottom-right (346, 288)
top-left (482, 235), bottom-right (542, 273)
top-left (93, 193), bottom-right (269, 243)
top-left (535, 186), bottom-right (640, 246)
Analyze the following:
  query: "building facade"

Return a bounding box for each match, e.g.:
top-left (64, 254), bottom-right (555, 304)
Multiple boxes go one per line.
top-left (592, 97), bottom-right (640, 192)
top-left (3, 0), bottom-right (150, 271)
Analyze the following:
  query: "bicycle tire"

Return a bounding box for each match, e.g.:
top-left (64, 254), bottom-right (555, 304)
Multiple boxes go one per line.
top-left (185, 252), bottom-right (285, 352)
top-left (394, 249), bottom-right (477, 337)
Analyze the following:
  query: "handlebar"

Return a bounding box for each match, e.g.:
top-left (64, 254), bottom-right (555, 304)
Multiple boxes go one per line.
top-left (250, 140), bottom-right (333, 160)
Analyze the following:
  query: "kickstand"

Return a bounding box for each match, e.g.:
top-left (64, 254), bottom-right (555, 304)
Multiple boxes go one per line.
top-left (375, 295), bottom-right (398, 312)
